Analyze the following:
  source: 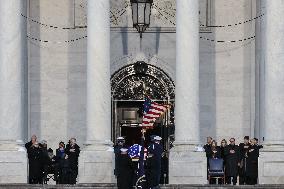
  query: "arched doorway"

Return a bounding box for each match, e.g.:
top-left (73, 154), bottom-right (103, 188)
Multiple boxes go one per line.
top-left (111, 61), bottom-right (175, 184)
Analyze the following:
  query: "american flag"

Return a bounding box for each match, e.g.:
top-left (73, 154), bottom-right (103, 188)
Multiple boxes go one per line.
top-left (128, 144), bottom-right (142, 158)
top-left (128, 144), bottom-right (147, 159)
top-left (142, 97), bottom-right (170, 128)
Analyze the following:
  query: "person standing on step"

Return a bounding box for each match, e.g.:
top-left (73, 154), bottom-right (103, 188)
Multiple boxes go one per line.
top-left (224, 138), bottom-right (240, 185)
top-left (65, 138), bottom-right (80, 184)
top-left (116, 148), bottom-right (134, 189)
top-left (238, 136), bottom-right (250, 185)
top-left (245, 138), bottom-right (259, 185)
top-left (114, 136), bottom-right (127, 176)
top-left (27, 142), bottom-right (44, 184)
top-left (147, 135), bottom-right (163, 189)
top-left (204, 136), bottom-right (213, 181)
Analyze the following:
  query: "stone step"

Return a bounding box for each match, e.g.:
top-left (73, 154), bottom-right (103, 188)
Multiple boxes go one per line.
top-left (1, 184), bottom-right (284, 189)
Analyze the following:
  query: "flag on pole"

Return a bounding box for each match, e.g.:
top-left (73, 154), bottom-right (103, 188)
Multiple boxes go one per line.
top-left (142, 96), bottom-right (170, 129)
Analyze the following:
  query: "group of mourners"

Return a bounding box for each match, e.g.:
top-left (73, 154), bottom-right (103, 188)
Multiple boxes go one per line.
top-left (114, 135), bottom-right (163, 189)
top-left (25, 135), bottom-right (80, 184)
top-left (204, 136), bottom-right (263, 185)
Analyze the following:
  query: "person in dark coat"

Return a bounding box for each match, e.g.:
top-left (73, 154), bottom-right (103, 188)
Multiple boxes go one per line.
top-left (42, 148), bottom-right (57, 184)
top-left (114, 137), bottom-right (126, 176)
top-left (207, 140), bottom-right (222, 184)
top-left (208, 140), bottom-right (221, 159)
top-left (220, 139), bottom-right (227, 163)
top-left (245, 138), bottom-right (259, 185)
top-left (238, 136), bottom-right (250, 185)
top-left (204, 136), bottom-right (213, 180)
top-left (116, 148), bottom-right (134, 189)
top-left (27, 142), bottom-right (44, 184)
top-left (146, 136), bottom-right (163, 188)
top-left (224, 138), bottom-right (240, 185)
top-left (55, 141), bottom-right (66, 183)
top-left (59, 154), bottom-right (72, 184)
top-left (65, 138), bottom-right (80, 184)
top-left (25, 135), bottom-right (37, 150)
top-left (204, 136), bottom-right (213, 158)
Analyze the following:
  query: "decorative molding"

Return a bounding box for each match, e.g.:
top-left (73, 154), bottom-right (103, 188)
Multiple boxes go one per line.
top-left (111, 62), bottom-right (175, 100)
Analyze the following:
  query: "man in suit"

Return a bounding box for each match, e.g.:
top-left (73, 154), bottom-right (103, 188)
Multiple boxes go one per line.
top-left (203, 136), bottom-right (213, 181)
top-left (224, 138), bottom-right (240, 185)
top-left (246, 138), bottom-right (259, 185)
top-left (238, 136), bottom-right (250, 185)
top-left (65, 138), bottom-right (80, 184)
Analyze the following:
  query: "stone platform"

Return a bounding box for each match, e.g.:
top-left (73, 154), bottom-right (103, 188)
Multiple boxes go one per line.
top-left (1, 184), bottom-right (284, 189)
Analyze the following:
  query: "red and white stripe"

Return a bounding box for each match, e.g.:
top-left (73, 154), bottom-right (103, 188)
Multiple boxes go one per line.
top-left (142, 102), bottom-right (170, 128)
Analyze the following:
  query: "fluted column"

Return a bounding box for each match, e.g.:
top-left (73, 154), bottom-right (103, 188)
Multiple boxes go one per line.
top-left (258, 0), bottom-right (284, 184)
top-left (262, 0), bottom-right (284, 146)
top-left (0, 0), bottom-right (25, 146)
top-left (175, 0), bottom-right (200, 145)
top-left (86, 0), bottom-right (111, 146)
top-left (169, 0), bottom-right (206, 184)
top-left (0, 0), bottom-right (27, 183)
top-left (79, 0), bottom-right (114, 183)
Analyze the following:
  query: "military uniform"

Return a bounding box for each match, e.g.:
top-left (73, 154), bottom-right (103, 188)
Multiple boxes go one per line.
top-left (146, 136), bottom-right (163, 188)
top-left (116, 148), bottom-right (134, 189)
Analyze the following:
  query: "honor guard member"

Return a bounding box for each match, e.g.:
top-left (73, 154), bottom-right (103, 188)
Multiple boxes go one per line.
top-left (116, 148), bottom-right (134, 189)
top-left (114, 137), bottom-right (126, 176)
top-left (147, 135), bottom-right (163, 188)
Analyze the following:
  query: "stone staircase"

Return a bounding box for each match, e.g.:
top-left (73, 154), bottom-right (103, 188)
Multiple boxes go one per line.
top-left (1, 184), bottom-right (284, 189)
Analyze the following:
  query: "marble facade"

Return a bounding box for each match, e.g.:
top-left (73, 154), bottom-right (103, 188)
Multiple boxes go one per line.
top-left (0, 0), bottom-right (283, 184)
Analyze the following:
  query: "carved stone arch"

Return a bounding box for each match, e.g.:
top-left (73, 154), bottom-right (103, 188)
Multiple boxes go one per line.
top-left (111, 61), bottom-right (175, 100)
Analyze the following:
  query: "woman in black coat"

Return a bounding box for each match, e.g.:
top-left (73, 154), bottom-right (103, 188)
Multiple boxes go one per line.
top-left (220, 139), bottom-right (227, 160)
top-left (208, 140), bottom-right (221, 159)
top-left (27, 142), bottom-right (44, 184)
top-left (116, 148), bottom-right (134, 189)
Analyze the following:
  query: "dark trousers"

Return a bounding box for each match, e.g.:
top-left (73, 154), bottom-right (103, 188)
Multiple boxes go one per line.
top-left (238, 168), bottom-right (246, 185)
top-left (226, 176), bottom-right (237, 185)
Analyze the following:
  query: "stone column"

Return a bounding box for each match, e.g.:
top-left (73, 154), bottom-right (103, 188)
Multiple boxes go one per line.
top-left (78, 0), bottom-right (114, 183)
top-left (258, 0), bottom-right (284, 184)
top-left (169, 0), bottom-right (206, 184)
top-left (0, 0), bottom-right (27, 183)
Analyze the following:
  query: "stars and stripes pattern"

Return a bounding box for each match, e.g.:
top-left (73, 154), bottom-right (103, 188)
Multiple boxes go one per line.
top-left (128, 144), bottom-right (141, 158)
top-left (128, 144), bottom-right (147, 159)
top-left (142, 97), bottom-right (170, 128)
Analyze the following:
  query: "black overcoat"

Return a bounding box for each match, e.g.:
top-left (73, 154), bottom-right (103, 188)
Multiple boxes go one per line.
top-left (28, 147), bottom-right (43, 182)
top-left (246, 145), bottom-right (259, 178)
top-left (116, 154), bottom-right (134, 189)
top-left (224, 144), bottom-right (240, 177)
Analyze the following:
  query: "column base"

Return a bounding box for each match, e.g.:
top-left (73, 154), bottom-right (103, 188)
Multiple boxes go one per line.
top-left (169, 144), bottom-right (207, 184)
top-left (0, 144), bottom-right (27, 183)
top-left (258, 145), bottom-right (284, 184)
top-left (78, 143), bottom-right (115, 183)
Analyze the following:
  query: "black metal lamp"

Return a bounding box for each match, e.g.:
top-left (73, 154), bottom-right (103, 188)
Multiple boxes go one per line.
top-left (130, 0), bottom-right (153, 38)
